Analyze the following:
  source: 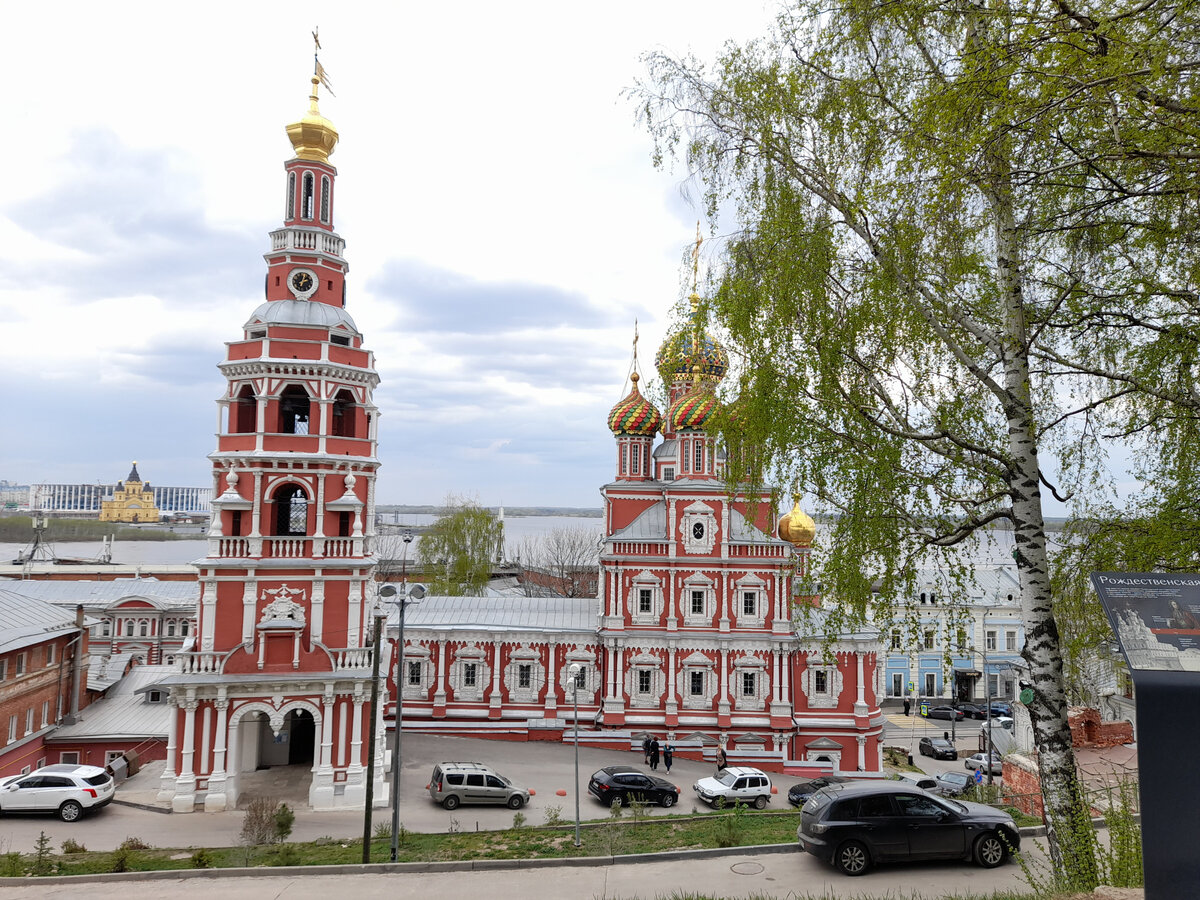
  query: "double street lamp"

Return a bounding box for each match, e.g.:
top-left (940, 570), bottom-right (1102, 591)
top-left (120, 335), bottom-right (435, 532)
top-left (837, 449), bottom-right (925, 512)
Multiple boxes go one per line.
top-left (380, 529), bottom-right (427, 862)
top-left (567, 662), bottom-right (582, 848)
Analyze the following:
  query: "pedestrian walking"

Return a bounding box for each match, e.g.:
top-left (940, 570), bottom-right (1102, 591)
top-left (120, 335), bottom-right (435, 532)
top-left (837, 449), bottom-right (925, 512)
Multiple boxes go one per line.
top-left (649, 737), bottom-right (660, 771)
top-left (642, 735), bottom-right (651, 765)
top-left (715, 747), bottom-right (727, 772)
top-left (903, 697), bottom-right (910, 716)
top-left (664, 744), bottom-right (674, 774)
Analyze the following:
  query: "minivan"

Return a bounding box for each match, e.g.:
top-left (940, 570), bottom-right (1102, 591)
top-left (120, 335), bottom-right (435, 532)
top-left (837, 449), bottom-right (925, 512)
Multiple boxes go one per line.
top-left (427, 761), bottom-right (530, 810)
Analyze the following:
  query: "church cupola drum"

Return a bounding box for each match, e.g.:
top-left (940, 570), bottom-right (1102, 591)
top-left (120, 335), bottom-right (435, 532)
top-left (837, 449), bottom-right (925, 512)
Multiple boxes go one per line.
top-left (153, 51), bottom-right (388, 814)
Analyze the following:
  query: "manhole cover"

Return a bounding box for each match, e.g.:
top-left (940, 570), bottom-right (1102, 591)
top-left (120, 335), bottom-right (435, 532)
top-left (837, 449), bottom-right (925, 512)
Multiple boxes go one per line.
top-left (730, 862), bottom-right (765, 876)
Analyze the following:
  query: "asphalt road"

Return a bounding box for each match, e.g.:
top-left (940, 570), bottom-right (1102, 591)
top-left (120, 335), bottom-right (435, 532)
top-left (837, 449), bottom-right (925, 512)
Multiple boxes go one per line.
top-left (0, 849), bottom-right (1042, 899)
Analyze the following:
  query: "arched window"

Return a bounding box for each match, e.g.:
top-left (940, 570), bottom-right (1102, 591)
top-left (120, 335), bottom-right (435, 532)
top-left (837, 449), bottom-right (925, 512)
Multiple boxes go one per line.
top-left (234, 385), bottom-right (257, 433)
top-left (694, 440), bottom-right (705, 473)
top-left (320, 175), bottom-right (331, 222)
top-left (302, 172), bottom-right (314, 219)
top-left (285, 171), bottom-right (296, 220)
top-left (331, 389), bottom-right (356, 437)
top-left (274, 484), bottom-right (309, 536)
top-left (278, 386), bottom-right (310, 434)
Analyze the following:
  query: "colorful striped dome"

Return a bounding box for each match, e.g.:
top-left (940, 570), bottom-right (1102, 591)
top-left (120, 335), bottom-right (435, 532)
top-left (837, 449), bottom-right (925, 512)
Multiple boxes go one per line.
top-left (655, 319), bottom-right (728, 386)
top-left (668, 381), bottom-right (720, 432)
top-left (607, 373), bottom-right (662, 436)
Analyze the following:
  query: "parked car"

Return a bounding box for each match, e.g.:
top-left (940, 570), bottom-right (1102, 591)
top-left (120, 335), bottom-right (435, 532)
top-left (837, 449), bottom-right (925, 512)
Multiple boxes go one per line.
top-left (693, 766), bottom-right (773, 809)
top-left (587, 766), bottom-right (680, 808)
top-left (963, 752), bottom-right (1004, 776)
top-left (989, 702), bottom-right (1013, 717)
top-left (892, 772), bottom-right (939, 792)
top-left (0, 764), bottom-right (115, 822)
top-left (918, 737), bottom-right (958, 760)
top-left (787, 775), bottom-right (850, 807)
top-left (796, 781), bottom-right (1021, 875)
top-left (934, 771), bottom-right (973, 797)
top-left (922, 705), bottom-right (965, 721)
top-left (957, 703), bottom-right (989, 720)
top-left (427, 761), bottom-right (530, 810)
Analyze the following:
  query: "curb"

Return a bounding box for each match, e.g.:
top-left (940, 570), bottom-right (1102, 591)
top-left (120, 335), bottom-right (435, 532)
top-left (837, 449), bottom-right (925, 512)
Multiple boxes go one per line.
top-left (0, 841), bottom-right (797, 885)
top-left (111, 799), bottom-right (172, 815)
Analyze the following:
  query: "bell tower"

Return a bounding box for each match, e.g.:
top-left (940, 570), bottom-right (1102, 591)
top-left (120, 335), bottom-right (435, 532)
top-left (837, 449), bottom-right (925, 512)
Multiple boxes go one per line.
top-left (156, 51), bottom-right (388, 813)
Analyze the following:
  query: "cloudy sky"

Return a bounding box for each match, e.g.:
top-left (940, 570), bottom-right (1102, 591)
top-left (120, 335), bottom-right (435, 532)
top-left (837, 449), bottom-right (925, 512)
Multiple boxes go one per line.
top-left (0, 1), bottom-right (789, 507)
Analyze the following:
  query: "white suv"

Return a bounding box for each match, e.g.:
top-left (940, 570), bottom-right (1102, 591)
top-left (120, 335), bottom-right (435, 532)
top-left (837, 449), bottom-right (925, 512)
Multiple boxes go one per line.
top-left (0, 764), bottom-right (115, 821)
top-left (693, 766), bottom-right (773, 809)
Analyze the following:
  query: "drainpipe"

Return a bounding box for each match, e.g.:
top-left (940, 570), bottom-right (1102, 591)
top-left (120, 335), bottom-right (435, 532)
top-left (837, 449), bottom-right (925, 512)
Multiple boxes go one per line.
top-left (69, 604), bottom-right (85, 721)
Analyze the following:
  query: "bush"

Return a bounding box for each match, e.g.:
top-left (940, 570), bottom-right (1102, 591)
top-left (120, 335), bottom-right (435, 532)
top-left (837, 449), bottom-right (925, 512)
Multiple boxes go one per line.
top-left (0, 851), bottom-right (22, 877)
top-left (241, 796), bottom-right (280, 846)
top-left (60, 838), bottom-right (87, 854)
top-left (273, 803), bottom-right (295, 843)
top-left (120, 836), bottom-right (150, 851)
top-left (32, 832), bottom-right (52, 876)
top-left (109, 846), bottom-right (133, 873)
top-left (373, 821), bottom-right (392, 839)
top-left (715, 800), bottom-right (748, 848)
top-left (543, 804), bottom-right (564, 826)
top-left (270, 844), bottom-right (301, 867)
top-left (511, 811), bottom-right (527, 829)
top-left (190, 848), bottom-right (213, 869)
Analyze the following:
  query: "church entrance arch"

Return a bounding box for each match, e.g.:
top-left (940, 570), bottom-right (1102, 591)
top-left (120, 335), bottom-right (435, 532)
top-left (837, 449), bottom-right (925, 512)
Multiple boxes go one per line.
top-left (225, 699), bottom-right (323, 808)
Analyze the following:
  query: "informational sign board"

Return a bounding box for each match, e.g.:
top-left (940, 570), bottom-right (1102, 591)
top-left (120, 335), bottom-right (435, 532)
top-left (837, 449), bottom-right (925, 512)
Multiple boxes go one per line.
top-left (1091, 572), bottom-right (1200, 900)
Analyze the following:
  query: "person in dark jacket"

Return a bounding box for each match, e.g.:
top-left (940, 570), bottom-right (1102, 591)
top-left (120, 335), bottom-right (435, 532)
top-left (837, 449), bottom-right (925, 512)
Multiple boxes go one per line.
top-left (642, 736), bottom-right (651, 765)
top-left (664, 744), bottom-right (674, 773)
top-left (649, 737), bottom-right (660, 770)
top-left (715, 747), bottom-right (727, 772)
top-left (903, 697), bottom-right (911, 716)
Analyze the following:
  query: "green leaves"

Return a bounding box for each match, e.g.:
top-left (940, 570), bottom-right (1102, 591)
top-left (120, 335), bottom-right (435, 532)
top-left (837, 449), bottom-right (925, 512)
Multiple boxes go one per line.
top-left (416, 496), bottom-right (503, 596)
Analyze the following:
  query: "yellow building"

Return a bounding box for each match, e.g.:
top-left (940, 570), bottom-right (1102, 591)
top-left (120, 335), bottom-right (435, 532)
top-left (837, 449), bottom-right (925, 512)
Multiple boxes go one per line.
top-left (99, 462), bottom-right (161, 524)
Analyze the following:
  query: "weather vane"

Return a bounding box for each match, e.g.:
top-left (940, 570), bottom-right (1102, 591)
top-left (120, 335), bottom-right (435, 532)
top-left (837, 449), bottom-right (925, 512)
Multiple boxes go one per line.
top-left (312, 26), bottom-right (335, 96)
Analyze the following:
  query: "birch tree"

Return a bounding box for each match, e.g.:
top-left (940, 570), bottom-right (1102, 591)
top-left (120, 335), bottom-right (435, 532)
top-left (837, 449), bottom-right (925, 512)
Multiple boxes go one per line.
top-left (637, 0), bottom-right (1198, 884)
top-left (417, 497), bottom-right (503, 596)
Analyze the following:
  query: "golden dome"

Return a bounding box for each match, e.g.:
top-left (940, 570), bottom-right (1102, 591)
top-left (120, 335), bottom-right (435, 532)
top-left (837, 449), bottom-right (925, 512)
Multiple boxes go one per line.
top-left (286, 76), bottom-right (339, 163)
top-left (778, 494), bottom-right (816, 548)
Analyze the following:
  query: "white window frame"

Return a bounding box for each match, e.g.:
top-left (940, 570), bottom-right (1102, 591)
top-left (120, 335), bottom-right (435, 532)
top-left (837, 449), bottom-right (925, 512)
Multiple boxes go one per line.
top-left (7, 716), bottom-right (16, 742)
top-left (682, 573), bottom-right (715, 626)
top-left (14, 652), bottom-right (25, 676)
top-left (733, 656), bottom-right (769, 710)
top-left (890, 630), bottom-right (901, 650)
top-left (503, 647), bottom-right (544, 703)
top-left (25, 708), bottom-right (33, 735)
top-left (450, 648), bottom-right (489, 702)
top-left (105, 750), bottom-right (124, 765)
top-left (925, 672), bottom-right (937, 696)
top-left (45, 644), bottom-right (55, 667)
top-left (624, 652), bottom-right (665, 708)
top-left (985, 630), bottom-right (998, 651)
top-left (734, 575), bottom-right (768, 627)
top-left (923, 630), bottom-right (935, 650)
top-left (1005, 630), bottom-right (1017, 652)
top-left (892, 673), bottom-right (903, 696)
top-left (41, 700), bottom-right (50, 728)
top-left (59, 751), bottom-right (80, 765)
top-left (662, 466), bottom-right (675, 481)
top-left (629, 572), bottom-right (664, 625)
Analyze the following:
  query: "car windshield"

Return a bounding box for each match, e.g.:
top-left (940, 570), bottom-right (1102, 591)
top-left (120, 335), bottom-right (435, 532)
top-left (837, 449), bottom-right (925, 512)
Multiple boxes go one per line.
top-left (714, 772), bottom-right (738, 786)
top-left (84, 773), bottom-right (111, 786)
top-left (943, 798), bottom-right (969, 813)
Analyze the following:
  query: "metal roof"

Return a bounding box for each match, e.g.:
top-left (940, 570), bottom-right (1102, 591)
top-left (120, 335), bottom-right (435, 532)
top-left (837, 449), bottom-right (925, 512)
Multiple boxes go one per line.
top-left (0, 577), bottom-right (198, 611)
top-left (610, 502), bottom-right (666, 541)
top-left (49, 664), bottom-right (174, 742)
top-left (0, 588), bottom-right (86, 654)
top-left (87, 652), bottom-right (137, 692)
top-left (729, 508), bottom-right (787, 546)
top-left (392, 595), bottom-right (598, 634)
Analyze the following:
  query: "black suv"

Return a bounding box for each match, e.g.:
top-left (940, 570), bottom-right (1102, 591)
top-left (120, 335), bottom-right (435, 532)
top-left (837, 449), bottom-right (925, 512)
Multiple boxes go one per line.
top-left (918, 737), bottom-right (958, 760)
top-left (797, 782), bottom-right (1020, 876)
top-left (587, 766), bottom-right (680, 808)
top-left (787, 774), bottom-right (849, 807)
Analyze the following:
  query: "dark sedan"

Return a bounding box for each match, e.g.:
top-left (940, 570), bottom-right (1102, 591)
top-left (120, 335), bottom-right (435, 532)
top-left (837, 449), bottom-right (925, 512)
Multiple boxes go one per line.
top-left (797, 782), bottom-right (1021, 876)
top-left (918, 737), bottom-right (958, 760)
top-left (957, 703), bottom-right (989, 720)
top-left (787, 774), bottom-right (850, 807)
top-left (587, 766), bottom-right (680, 808)
top-left (922, 705), bottom-right (965, 721)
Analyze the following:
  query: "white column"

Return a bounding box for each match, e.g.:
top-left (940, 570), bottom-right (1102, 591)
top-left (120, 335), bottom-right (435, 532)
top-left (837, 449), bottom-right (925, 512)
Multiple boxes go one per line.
top-left (205, 696), bottom-right (229, 811)
top-left (201, 704), bottom-right (213, 776)
top-left (854, 651), bottom-right (868, 715)
top-left (242, 580), bottom-right (257, 646)
top-left (433, 640), bottom-right (447, 708)
top-left (311, 688), bottom-right (336, 809)
top-left (856, 735), bottom-right (867, 771)
top-left (718, 645), bottom-right (731, 716)
top-left (490, 641), bottom-right (503, 710)
top-left (200, 579), bottom-right (217, 651)
top-left (172, 698), bottom-right (198, 812)
top-left (157, 697), bottom-right (179, 802)
top-left (337, 698), bottom-right (348, 767)
top-left (347, 578), bottom-right (362, 647)
top-left (544, 642), bottom-right (558, 714)
top-left (343, 686), bottom-right (366, 805)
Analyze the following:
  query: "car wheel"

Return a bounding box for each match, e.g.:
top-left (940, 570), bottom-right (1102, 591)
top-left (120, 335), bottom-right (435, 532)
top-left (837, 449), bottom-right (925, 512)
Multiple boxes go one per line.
top-left (441, 794), bottom-right (460, 811)
top-left (59, 800), bottom-right (83, 822)
top-left (660, 792), bottom-right (676, 808)
top-left (834, 839), bottom-right (870, 876)
top-left (754, 795), bottom-right (768, 809)
top-left (506, 794), bottom-right (524, 810)
top-left (974, 831), bottom-right (1008, 868)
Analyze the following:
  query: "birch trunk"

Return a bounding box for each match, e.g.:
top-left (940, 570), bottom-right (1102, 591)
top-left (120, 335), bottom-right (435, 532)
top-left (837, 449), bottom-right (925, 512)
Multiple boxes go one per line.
top-left (992, 178), bottom-right (1093, 881)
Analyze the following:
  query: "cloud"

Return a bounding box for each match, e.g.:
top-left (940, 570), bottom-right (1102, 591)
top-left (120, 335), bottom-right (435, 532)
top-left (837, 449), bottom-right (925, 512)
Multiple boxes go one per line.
top-left (6, 130), bottom-right (261, 305)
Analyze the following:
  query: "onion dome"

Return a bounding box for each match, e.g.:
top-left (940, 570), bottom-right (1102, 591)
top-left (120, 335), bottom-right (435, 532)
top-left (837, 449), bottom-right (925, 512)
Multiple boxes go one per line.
top-left (655, 316), bottom-right (728, 386)
top-left (286, 77), bottom-right (339, 163)
top-left (668, 376), bottom-right (720, 432)
top-left (608, 373), bottom-right (662, 436)
top-left (778, 494), bottom-right (816, 548)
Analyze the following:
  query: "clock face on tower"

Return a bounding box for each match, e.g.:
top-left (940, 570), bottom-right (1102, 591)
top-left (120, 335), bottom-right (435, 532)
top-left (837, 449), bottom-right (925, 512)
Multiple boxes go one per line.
top-left (288, 268), bottom-right (317, 299)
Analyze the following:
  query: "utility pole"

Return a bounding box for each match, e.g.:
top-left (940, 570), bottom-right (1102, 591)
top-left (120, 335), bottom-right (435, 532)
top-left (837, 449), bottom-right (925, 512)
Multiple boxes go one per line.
top-left (362, 609), bottom-right (384, 863)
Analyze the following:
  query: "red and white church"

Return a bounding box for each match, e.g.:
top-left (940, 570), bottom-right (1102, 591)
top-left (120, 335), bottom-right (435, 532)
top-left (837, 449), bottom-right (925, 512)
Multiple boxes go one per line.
top-left (152, 66), bottom-right (885, 813)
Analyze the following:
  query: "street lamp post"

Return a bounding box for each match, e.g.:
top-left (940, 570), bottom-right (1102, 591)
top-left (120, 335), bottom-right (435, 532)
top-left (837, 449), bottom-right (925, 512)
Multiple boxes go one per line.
top-left (383, 531), bottom-right (426, 863)
top-left (568, 662), bottom-right (581, 848)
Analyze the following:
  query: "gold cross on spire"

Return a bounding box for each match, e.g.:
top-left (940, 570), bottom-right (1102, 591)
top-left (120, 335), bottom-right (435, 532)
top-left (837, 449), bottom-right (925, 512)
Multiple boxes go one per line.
top-left (690, 221), bottom-right (702, 306)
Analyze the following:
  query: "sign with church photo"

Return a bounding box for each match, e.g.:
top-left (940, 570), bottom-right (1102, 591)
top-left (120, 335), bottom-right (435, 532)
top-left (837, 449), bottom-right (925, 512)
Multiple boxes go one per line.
top-left (1091, 572), bottom-right (1200, 672)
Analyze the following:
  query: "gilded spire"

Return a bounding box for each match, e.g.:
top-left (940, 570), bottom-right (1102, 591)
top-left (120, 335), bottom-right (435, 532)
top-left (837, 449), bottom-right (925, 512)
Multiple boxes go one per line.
top-left (286, 32), bottom-right (339, 163)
